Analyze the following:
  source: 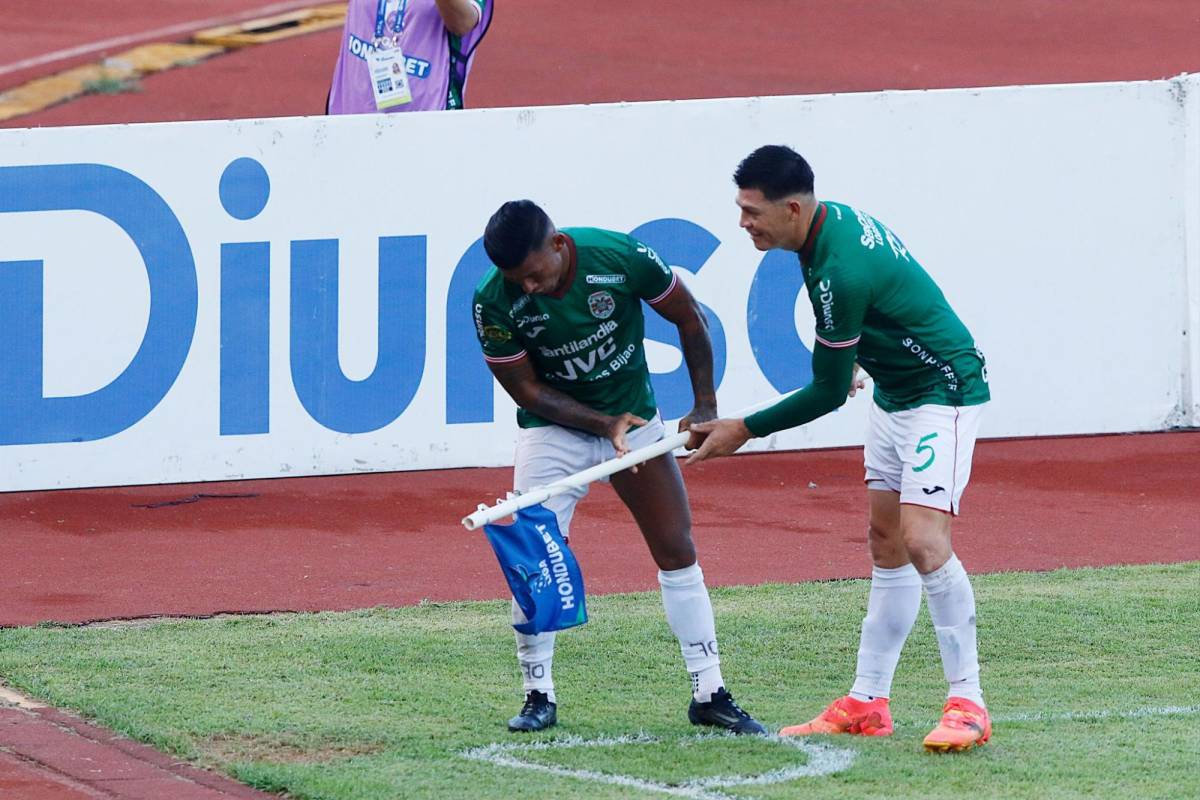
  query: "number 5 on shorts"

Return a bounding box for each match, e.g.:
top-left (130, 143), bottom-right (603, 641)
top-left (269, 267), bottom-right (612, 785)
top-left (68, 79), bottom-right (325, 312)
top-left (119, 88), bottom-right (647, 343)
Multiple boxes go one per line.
top-left (913, 432), bottom-right (938, 472)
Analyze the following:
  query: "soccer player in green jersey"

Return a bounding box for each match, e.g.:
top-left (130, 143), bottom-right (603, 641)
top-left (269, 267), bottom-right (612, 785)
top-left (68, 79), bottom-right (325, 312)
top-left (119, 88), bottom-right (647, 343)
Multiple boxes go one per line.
top-left (474, 199), bottom-right (765, 735)
top-left (688, 146), bottom-right (993, 752)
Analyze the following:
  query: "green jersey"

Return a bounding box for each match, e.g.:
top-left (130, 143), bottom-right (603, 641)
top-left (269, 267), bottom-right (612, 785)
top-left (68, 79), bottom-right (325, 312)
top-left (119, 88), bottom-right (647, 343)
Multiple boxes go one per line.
top-left (472, 227), bottom-right (678, 428)
top-left (746, 201), bottom-right (989, 436)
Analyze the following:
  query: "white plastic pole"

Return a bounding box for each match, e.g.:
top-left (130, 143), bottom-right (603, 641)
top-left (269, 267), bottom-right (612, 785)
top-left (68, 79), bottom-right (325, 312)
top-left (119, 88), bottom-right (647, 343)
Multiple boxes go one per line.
top-left (461, 394), bottom-right (793, 530)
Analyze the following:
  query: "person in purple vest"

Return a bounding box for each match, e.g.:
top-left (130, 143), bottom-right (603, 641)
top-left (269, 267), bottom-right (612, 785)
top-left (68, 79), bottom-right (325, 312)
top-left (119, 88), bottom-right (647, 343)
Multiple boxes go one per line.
top-left (327, 0), bottom-right (494, 114)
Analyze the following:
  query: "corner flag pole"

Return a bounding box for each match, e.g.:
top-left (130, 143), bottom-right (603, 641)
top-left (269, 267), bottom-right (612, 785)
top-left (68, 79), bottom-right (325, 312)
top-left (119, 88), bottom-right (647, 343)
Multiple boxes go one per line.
top-left (461, 394), bottom-right (796, 531)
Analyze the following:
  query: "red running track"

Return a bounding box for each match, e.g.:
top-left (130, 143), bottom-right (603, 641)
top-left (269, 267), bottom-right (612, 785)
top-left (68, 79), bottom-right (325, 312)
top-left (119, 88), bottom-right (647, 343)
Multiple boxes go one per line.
top-left (0, 704), bottom-right (276, 799)
top-left (3, 1), bottom-right (1199, 127)
top-left (2, 432), bottom-right (1197, 628)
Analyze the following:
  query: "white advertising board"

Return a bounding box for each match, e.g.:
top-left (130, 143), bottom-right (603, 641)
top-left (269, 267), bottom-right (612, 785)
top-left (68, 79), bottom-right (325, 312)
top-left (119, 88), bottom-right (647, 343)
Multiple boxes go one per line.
top-left (1, 75), bottom-right (1195, 490)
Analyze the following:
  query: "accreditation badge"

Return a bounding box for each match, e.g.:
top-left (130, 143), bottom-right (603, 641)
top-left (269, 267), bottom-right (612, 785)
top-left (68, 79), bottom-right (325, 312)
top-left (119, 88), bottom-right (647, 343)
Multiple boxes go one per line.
top-left (366, 41), bottom-right (413, 110)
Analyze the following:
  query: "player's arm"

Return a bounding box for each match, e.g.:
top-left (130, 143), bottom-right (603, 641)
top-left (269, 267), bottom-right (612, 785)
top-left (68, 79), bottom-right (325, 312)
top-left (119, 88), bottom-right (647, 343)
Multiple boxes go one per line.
top-left (435, 0), bottom-right (483, 36)
top-left (488, 357), bottom-right (646, 456)
top-left (624, 236), bottom-right (717, 441)
top-left (647, 279), bottom-right (718, 440)
top-left (686, 260), bottom-right (866, 464)
top-left (742, 343), bottom-right (858, 435)
top-left (684, 345), bottom-right (858, 465)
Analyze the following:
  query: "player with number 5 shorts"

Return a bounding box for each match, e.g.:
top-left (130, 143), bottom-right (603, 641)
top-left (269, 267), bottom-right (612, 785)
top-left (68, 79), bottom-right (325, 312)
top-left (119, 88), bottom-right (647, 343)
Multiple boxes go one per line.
top-left (688, 146), bottom-right (993, 752)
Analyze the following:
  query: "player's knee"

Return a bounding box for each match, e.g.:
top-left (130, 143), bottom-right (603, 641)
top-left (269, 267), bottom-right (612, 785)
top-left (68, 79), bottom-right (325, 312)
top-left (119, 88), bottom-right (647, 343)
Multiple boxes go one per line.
top-left (868, 520), bottom-right (899, 541)
top-left (653, 531), bottom-right (696, 571)
top-left (901, 528), bottom-right (949, 573)
top-left (868, 523), bottom-right (906, 565)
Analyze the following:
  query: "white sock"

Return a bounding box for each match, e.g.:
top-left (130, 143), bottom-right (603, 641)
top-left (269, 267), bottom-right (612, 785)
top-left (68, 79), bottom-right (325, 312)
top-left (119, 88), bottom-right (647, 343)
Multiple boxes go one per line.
top-left (920, 553), bottom-right (984, 707)
top-left (512, 598), bottom-right (557, 703)
top-left (849, 563), bottom-right (922, 702)
top-left (659, 563), bottom-right (724, 701)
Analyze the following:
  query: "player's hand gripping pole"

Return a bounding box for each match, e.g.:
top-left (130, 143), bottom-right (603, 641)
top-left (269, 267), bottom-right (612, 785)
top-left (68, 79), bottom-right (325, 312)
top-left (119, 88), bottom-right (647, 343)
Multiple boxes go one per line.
top-left (460, 396), bottom-right (790, 531)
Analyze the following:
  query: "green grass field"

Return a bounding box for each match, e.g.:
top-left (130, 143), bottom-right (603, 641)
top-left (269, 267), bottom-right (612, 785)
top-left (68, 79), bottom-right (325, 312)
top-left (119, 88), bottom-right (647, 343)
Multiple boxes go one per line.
top-left (1, 563), bottom-right (1196, 799)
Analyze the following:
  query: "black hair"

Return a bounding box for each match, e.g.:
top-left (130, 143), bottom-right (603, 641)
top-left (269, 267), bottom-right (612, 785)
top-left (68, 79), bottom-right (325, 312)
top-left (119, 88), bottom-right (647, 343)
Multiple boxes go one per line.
top-left (733, 145), bottom-right (815, 201)
top-left (483, 200), bottom-right (553, 270)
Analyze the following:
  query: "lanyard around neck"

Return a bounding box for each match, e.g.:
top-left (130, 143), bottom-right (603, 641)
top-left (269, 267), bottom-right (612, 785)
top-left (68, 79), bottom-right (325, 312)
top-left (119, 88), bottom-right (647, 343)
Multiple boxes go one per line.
top-left (375, 0), bottom-right (409, 39)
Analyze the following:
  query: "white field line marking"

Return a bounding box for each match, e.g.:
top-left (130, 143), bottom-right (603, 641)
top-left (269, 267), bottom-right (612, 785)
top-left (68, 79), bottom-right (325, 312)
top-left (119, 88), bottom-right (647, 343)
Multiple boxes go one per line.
top-left (464, 706), bottom-right (1195, 796)
top-left (0, 0), bottom-right (324, 78)
top-left (461, 732), bottom-right (856, 800)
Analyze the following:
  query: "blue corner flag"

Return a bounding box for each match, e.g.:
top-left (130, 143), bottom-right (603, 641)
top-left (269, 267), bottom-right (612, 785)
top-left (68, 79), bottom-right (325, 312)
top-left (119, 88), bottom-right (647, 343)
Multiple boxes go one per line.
top-left (483, 503), bottom-right (588, 635)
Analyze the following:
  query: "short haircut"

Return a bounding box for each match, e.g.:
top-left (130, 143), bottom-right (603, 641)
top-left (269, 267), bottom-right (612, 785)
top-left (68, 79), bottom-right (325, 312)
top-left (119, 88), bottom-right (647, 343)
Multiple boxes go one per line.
top-left (733, 145), bottom-right (815, 201)
top-left (483, 200), bottom-right (553, 270)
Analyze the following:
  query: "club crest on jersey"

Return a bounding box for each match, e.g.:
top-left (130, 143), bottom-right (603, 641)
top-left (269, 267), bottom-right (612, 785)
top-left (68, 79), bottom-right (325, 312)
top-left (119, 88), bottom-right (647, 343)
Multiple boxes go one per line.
top-left (482, 325), bottom-right (512, 342)
top-left (588, 291), bottom-right (615, 319)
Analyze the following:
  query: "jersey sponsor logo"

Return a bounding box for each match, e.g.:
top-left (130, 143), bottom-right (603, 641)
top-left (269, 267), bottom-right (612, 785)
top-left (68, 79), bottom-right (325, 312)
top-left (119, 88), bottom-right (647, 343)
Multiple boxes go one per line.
top-left (537, 321), bottom-right (623, 382)
top-left (636, 243), bottom-right (671, 275)
top-left (902, 337), bottom-right (959, 392)
top-left (473, 303), bottom-right (486, 339)
top-left (854, 207), bottom-right (885, 250)
top-left (511, 294), bottom-right (533, 313)
top-left (482, 325), bottom-right (512, 343)
top-left (553, 338), bottom-right (617, 381)
top-left (515, 313), bottom-right (550, 327)
top-left (817, 279), bottom-right (835, 331)
top-left (607, 342), bottom-right (636, 374)
top-left (883, 227), bottom-right (910, 261)
top-left (538, 320), bottom-right (619, 359)
top-left (588, 290), bottom-right (615, 320)
top-left (585, 274), bottom-right (626, 285)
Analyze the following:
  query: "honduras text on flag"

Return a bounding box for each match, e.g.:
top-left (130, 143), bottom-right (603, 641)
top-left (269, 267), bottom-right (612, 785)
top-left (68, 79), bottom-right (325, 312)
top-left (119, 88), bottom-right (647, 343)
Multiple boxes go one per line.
top-left (483, 503), bottom-right (588, 634)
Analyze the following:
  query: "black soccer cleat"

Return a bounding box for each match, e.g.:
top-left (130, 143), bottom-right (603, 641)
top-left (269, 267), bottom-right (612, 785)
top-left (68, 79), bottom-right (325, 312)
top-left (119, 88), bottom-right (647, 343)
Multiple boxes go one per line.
top-left (688, 687), bottom-right (767, 735)
top-left (508, 690), bottom-right (557, 732)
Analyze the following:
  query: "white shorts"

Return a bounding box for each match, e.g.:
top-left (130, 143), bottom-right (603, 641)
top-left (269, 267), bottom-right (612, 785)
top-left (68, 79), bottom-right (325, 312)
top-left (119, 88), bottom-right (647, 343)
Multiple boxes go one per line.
top-left (863, 401), bottom-right (986, 515)
top-left (513, 414), bottom-right (666, 539)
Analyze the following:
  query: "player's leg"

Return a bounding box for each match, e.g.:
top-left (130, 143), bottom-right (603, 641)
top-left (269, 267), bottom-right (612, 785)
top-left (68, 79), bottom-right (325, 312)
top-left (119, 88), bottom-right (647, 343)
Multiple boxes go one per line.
top-left (783, 402), bottom-right (915, 737)
top-left (609, 431), bottom-right (764, 734)
top-left (506, 424), bottom-right (594, 732)
top-left (896, 404), bottom-right (991, 751)
top-left (852, 489), bottom-right (922, 701)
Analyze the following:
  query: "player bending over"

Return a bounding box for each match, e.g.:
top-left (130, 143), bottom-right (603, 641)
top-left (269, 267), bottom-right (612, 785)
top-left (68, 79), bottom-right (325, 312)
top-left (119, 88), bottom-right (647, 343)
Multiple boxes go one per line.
top-left (473, 200), bottom-right (765, 735)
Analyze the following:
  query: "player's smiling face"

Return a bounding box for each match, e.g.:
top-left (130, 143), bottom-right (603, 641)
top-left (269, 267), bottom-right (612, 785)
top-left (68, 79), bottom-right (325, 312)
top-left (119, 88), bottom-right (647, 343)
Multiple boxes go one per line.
top-left (736, 188), bottom-right (802, 251)
top-left (504, 233), bottom-right (569, 296)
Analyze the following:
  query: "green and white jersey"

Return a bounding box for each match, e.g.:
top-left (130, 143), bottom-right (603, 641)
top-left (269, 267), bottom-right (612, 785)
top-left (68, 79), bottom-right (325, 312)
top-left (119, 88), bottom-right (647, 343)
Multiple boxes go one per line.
top-left (803, 201), bottom-right (990, 411)
top-left (472, 227), bottom-right (678, 428)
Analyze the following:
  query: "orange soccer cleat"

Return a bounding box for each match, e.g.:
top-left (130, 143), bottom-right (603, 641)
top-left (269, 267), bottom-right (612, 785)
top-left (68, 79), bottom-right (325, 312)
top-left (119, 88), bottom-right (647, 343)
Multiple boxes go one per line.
top-left (780, 695), bottom-right (894, 737)
top-left (923, 697), bottom-right (992, 752)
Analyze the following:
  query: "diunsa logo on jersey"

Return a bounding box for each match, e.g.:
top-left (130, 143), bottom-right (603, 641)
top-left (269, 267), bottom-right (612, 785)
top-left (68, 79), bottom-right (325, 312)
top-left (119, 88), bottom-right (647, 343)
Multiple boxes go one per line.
top-left (588, 291), bottom-right (615, 319)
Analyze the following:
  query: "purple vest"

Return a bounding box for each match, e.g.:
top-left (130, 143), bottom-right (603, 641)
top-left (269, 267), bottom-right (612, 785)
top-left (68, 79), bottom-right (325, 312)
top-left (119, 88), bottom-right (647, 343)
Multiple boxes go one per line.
top-left (328, 0), bottom-right (493, 114)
